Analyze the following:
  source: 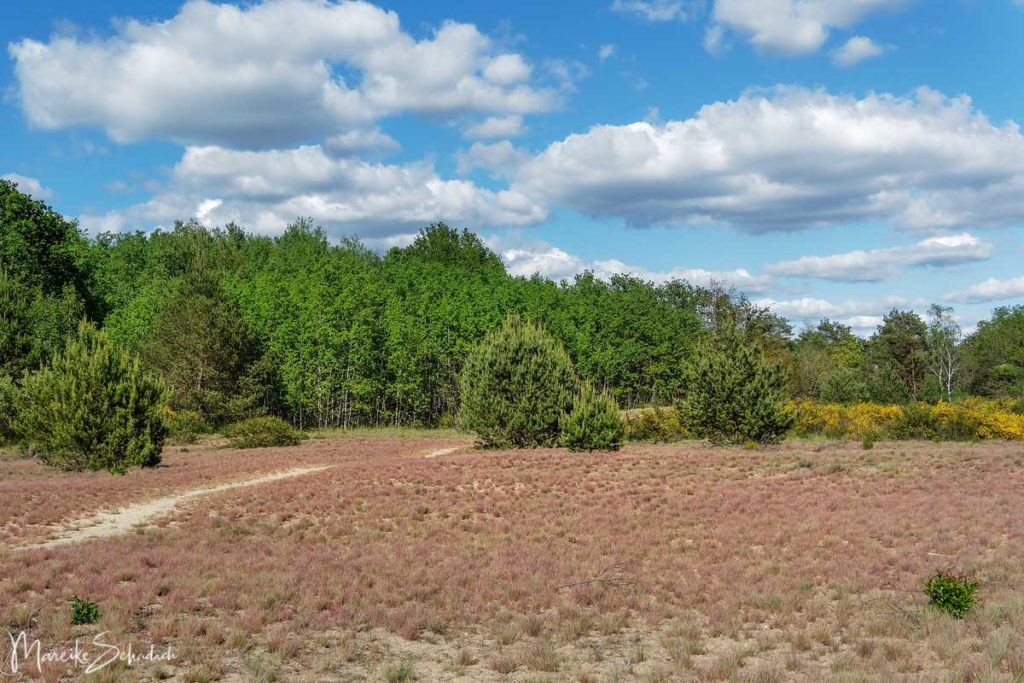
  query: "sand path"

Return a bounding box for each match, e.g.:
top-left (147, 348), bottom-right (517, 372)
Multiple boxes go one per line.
top-left (14, 465), bottom-right (333, 551)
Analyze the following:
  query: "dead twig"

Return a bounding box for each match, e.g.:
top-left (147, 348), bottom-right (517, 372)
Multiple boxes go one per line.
top-left (556, 563), bottom-right (642, 592)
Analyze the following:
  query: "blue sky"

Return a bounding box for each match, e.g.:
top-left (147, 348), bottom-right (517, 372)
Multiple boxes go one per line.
top-left (3, 0), bottom-right (1024, 335)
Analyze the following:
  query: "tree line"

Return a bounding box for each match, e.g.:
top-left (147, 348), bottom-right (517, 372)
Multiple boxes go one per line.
top-left (2, 179), bottom-right (1023, 436)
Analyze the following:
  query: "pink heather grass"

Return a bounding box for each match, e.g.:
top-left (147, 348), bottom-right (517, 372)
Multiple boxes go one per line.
top-left (1, 439), bottom-right (1023, 679)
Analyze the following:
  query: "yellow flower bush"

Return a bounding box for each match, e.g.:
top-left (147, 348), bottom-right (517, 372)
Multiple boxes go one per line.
top-left (631, 399), bottom-right (1024, 443)
top-left (789, 399), bottom-right (1024, 441)
top-left (623, 406), bottom-right (690, 442)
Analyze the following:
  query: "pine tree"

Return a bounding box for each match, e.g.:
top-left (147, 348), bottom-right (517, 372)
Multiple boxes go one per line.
top-left (560, 382), bottom-right (625, 451)
top-left (144, 269), bottom-right (252, 423)
top-left (458, 314), bottom-right (577, 448)
top-left (679, 327), bottom-right (793, 445)
top-left (15, 321), bottom-right (167, 473)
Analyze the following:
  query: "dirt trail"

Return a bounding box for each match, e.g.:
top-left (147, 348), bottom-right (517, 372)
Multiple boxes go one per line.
top-left (424, 447), bottom-right (461, 459)
top-left (14, 465), bottom-right (333, 551)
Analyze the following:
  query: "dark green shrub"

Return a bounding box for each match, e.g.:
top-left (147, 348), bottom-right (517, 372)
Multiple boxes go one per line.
top-left (820, 367), bottom-right (869, 404)
top-left (223, 416), bottom-right (301, 449)
top-left (15, 321), bottom-right (167, 474)
top-left (867, 364), bottom-right (910, 404)
top-left (166, 409), bottom-right (212, 444)
top-left (458, 314), bottom-right (576, 449)
top-left (678, 328), bottom-right (793, 445)
top-left (890, 402), bottom-right (937, 440)
top-left (624, 406), bottom-right (687, 442)
top-left (70, 596), bottom-right (100, 625)
top-left (560, 382), bottom-right (625, 452)
top-left (923, 571), bottom-right (978, 619)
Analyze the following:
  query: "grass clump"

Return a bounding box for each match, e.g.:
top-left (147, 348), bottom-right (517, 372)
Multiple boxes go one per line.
top-left (924, 570), bottom-right (978, 619)
top-left (384, 661), bottom-right (416, 682)
top-left (223, 416), bottom-right (302, 449)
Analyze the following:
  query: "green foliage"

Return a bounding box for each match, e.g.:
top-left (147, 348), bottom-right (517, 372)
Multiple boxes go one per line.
top-left (546, 273), bottom-right (703, 408)
top-left (623, 406), bottom-right (686, 442)
top-left (888, 402), bottom-right (981, 442)
top-left (167, 409), bottom-right (212, 444)
top-left (458, 314), bottom-right (577, 448)
top-left (962, 305), bottom-right (1024, 398)
top-left (0, 374), bottom-right (16, 443)
top-left (679, 327), bottom-right (793, 445)
top-left (866, 364), bottom-right (911, 404)
top-left (0, 273), bottom-right (33, 377)
top-left (0, 179), bottom-right (93, 304)
top-left (0, 273), bottom-right (83, 378)
top-left (145, 269), bottom-right (256, 424)
top-left (223, 416), bottom-right (302, 449)
top-left (560, 382), bottom-right (625, 451)
top-left (819, 367), bottom-right (870, 404)
top-left (15, 321), bottom-right (166, 474)
top-left (70, 595), bottom-right (101, 626)
top-left (923, 571), bottom-right (978, 619)
top-left (870, 309), bottom-right (928, 401)
top-left (8, 185), bottom-right (1024, 440)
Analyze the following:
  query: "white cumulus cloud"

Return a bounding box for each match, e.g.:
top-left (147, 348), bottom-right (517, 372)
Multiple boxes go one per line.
top-left (766, 233), bottom-right (993, 282)
top-left (9, 0), bottom-right (557, 148)
top-left (463, 115), bottom-right (526, 140)
top-left (945, 277), bottom-right (1024, 304)
top-left (709, 0), bottom-right (905, 55)
top-left (323, 128), bottom-right (400, 157)
top-left (755, 295), bottom-right (927, 335)
top-left (831, 35), bottom-right (885, 67)
top-left (493, 238), bottom-right (772, 292)
top-left (79, 144), bottom-right (547, 237)
top-left (503, 86), bottom-right (1024, 233)
top-left (456, 141), bottom-right (530, 177)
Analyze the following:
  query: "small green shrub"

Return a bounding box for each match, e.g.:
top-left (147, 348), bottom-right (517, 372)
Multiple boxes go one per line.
top-left (458, 314), bottom-right (576, 449)
top-left (223, 416), bottom-right (302, 449)
top-left (861, 434), bottom-right (876, 450)
top-left (15, 321), bottom-right (167, 474)
top-left (624, 406), bottom-right (686, 442)
top-left (70, 595), bottom-right (100, 625)
top-left (560, 382), bottom-right (625, 452)
top-left (167, 409), bottom-right (212, 444)
top-left (923, 571), bottom-right (978, 619)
